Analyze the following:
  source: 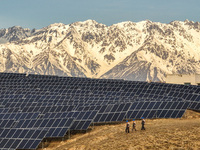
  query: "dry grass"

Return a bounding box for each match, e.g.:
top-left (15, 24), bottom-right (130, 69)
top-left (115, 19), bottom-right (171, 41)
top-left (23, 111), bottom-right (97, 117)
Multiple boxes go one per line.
top-left (41, 110), bottom-right (200, 150)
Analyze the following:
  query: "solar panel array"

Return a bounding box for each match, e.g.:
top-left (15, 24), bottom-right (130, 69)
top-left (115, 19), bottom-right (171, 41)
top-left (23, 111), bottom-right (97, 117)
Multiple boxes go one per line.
top-left (0, 72), bottom-right (199, 149)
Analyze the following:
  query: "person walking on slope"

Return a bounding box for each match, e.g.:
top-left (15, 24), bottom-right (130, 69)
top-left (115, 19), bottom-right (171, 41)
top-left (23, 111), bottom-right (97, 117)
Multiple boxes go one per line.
top-left (125, 120), bottom-right (130, 133)
top-left (141, 117), bottom-right (145, 130)
top-left (132, 119), bottom-right (136, 131)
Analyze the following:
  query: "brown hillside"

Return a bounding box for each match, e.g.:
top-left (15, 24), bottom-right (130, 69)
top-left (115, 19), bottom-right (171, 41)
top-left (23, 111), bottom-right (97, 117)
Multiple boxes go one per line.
top-left (41, 110), bottom-right (200, 150)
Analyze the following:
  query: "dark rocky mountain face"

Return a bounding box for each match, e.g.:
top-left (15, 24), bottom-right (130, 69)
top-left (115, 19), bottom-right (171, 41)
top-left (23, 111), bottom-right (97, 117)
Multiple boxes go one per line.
top-left (0, 26), bottom-right (32, 43)
top-left (0, 20), bottom-right (200, 81)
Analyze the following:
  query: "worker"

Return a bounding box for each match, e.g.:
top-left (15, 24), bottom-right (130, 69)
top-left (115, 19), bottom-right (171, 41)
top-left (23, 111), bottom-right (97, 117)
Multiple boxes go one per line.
top-left (141, 117), bottom-right (145, 130)
top-left (132, 119), bottom-right (136, 131)
top-left (125, 120), bottom-right (130, 133)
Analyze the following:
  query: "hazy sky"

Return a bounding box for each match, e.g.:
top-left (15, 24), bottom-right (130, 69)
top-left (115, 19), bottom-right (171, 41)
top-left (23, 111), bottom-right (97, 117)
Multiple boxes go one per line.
top-left (1, 0), bottom-right (200, 29)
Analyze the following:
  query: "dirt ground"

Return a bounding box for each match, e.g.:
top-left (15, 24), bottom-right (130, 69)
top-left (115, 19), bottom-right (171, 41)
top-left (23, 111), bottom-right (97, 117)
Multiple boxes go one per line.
top-left (42, 110), bottom-right (200, 150)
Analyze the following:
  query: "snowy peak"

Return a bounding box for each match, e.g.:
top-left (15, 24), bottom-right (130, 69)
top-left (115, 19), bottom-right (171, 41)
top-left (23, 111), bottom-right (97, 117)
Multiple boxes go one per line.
top-left (0, 20), bottom-right (200, 81)
top-left (72, 19), bottom-right (105, 27)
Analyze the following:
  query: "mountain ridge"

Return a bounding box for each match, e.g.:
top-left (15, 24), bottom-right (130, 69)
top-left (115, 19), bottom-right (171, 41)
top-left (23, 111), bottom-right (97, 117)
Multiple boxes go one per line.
top-left (0, 19), bottom-right (200, 81)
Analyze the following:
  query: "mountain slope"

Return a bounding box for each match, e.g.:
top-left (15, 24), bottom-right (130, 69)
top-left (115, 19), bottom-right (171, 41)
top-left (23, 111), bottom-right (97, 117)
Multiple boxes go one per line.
top-left (0, 20), bottom-right (200, 81)
top-left (102, 20), bottom-right (200, 81)
top-left (0, 26), bottom-right (32, 43)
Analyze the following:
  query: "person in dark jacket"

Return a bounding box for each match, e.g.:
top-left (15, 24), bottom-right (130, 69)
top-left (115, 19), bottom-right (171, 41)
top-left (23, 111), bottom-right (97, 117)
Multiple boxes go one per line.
top-left (132, 119), bottom-right (136, 131)
top-left (141, 117), bottom-right (145, 130)
top-left (125, 120), bottom-right (130, 133)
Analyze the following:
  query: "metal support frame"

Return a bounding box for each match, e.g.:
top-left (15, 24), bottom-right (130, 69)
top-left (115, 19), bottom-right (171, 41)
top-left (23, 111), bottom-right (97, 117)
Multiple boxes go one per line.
top-left (68, 129), bottom-right (70, 139)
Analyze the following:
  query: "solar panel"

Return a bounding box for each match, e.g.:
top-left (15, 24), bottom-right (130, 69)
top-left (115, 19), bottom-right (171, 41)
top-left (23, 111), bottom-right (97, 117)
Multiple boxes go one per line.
top-left (0, 119), bottom-right (15, 128)
top-left (15, 118), bottom-right (74, 129)
top-left (70, 120), bottom-right (92, 130)
top-left (45, 127), bottom-right (69, 138)
top-left (17, 139), bottom-right (29, 149)
top-left (0, 128), bottom-right (47, 149)
top-left (0, 72), bottom-right (200, 150)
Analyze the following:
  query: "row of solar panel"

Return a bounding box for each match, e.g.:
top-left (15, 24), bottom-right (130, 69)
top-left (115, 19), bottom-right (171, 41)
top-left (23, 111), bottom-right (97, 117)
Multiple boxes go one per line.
top-left (0, 74), bottom-right (198, 87)
top-left (0, 110), bottom-right (68, 121)
top-left (76, 101), bottom-right (191, 113)
top-left (127, 109), bottom-right (185, 119)
top-left (129, 101), bottom-right (190, 110)
top-left (93, 108), bottom-right (186, 123)
top-left (0, 101), bottom-right (193, 117)
top-left (1, 89), bottom-right (198, 98)
top-left (14, 118), bottom-right (73, 129)
top-left (0, 127), bottom-right (47, 149)
top-left (0, 102), bottom-right (122, 111)
top-left (70, 120), bottom-right (92, 130)
top-left (0, 97), bottom-right (120, 104)
top-left (94, 112), bottom-right (126, 122)
top-left (1, 95), bottom-right (197, 106)
top-left (0, 110), bottom-right (98, 126)
top-left (3, 102), bottom-right (58, 108)
top-left (0, 110), bottom-right (189, 132)
top-left (1, 110), bottom-right (185, 126)
top-left (1, 80), bottom-right (197, 87)
top-left (0, 74), bottom-right (186, 87)
top-left (0, 110), bottom-right (186, 129)
top-left (0, 138), bottom-right (42, 150)
top-left (0, 118), bottom-right (72, 130)
top-left (0, 78), bottom-right (199, 89)
top-left (0, 85), bottom-right (199, 95)
top-left (2, 126), bottom-right (70, 138)
top-left (0, 89), bottom-right (198, 98)
top-left (14, 119), bottom-right (93, 132)
top-left (0, 93), bottom-right (199, 105)
top-left (0, 87), bottom-right (197, 96)
top-left (1, 120), bottom-right (92, 140)
top-left (0, 119), bottom-right (73, 140)
top-left (0, 99), bottom-right (178, 108)
top-left (0, 83), bottom-right (199, 94)
top-left (0, 128), bottom-right (47, 140)
top-left (0, 102), bottom-right (130, 114)
top-left (0, 111), bottom-right (97, 130)
top-left (0, 80), bottom-right (199, 99)
top-left (43, 111), bottom-right (98, 120)
top-left (0, 98), bottom-right (197, 110)
top-left (0, 98), bottom-right (198, 106)
top-left (0, 112), bottom-right (39, 120)
top-left (1, 119), bottom-right (92, 139)
top-left (0, 90), bottom-right (197, 99)
top-left (1, 105), bottom-right (199, 120)
top-left (45, 127), bottom-right (69, 137)
top-left (0, 105), bottom-right (75, 114)
top-left (0, 89), bottom-right (198, 99)
top-left (0, 101), bottom-right (120, 109)
top-left (0, 100), bottom-right (192, 109)
top-left (0, 102), bottom-right (113, 109)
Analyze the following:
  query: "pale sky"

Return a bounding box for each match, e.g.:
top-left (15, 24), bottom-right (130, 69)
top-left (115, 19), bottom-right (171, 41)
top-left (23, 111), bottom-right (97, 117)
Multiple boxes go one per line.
top-left (0, 0), bottom-right (200, 29)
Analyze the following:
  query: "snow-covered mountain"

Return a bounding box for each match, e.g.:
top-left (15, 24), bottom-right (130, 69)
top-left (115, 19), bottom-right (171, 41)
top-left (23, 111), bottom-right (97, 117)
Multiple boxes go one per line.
top-left (0, 19), bottom-right (200, 81)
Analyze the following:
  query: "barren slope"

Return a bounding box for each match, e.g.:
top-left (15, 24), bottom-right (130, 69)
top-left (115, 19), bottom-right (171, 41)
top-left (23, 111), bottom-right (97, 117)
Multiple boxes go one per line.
top-left (42, 110), bottom-right (200, 150)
